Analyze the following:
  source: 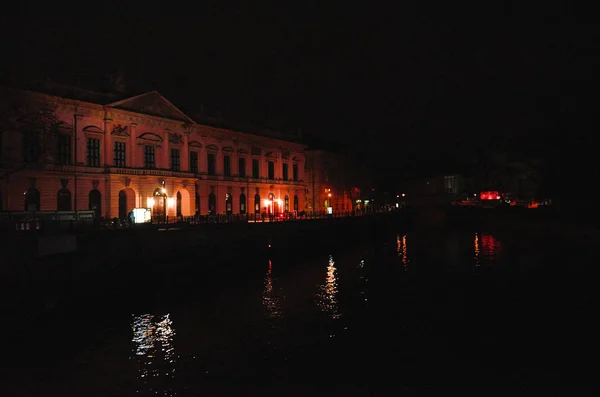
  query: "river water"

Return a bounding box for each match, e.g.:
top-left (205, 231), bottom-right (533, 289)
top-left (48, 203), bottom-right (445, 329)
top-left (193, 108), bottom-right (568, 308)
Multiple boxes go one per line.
top-left (2, 225), bottom-right (598, 396)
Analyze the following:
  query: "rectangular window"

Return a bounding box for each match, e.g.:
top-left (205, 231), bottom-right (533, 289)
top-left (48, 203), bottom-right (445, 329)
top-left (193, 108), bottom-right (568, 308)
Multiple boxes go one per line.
top-left (87, 138), bottom-right (101, 167)
top-left (171, 148), bottom-right (180, 171)
top-left (114, 141), bottom-right (126, 167)
top-left (144, 145), bottom-right (155, 169)
top-left (224, 155), bottom-right (231, 176)
top-left (268, 161), bottom-right (275, 180)
top-left (252, 158), bottom-right (259, 178)
top-left (238, 157), bottom-right (246, 177)
top-left (23, 133), bottom-right (40, 162)
top-left (282, 163), bottom-right (289, 181)
top-left (293, 163), bottom-right (299, 181)
top-left (207, 153), bottom-right (216, 175)
top-left (189, 151), bottom-right (198, 173)
top-left (57, 134), bottom-right (71, 164)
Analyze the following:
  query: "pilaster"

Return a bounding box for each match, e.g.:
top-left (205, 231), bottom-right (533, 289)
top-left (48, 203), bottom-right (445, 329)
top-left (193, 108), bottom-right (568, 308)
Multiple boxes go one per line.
top-left (104, 117), bottom-right (113, 166)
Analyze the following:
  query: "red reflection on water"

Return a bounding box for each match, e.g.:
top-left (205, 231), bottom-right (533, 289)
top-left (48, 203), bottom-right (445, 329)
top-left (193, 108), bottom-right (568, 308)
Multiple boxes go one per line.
top-left (474, 232), bottom-right (502, 266)
top-left (481, 234), bottom-right (501, 255)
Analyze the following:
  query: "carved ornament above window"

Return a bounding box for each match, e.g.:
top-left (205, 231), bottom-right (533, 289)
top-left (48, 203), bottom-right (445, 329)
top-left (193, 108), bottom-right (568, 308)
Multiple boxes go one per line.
top-left (111, 124), bottom-right (129, 137)
top-left (169, 133), bottom-right (184, 145)
top-left (189, 140), bottom-right (203, 148)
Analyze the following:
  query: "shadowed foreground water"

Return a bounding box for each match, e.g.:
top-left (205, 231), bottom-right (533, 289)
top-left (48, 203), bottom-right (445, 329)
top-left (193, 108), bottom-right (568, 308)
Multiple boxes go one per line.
top-left (2, 226), bottom-right (598, 396)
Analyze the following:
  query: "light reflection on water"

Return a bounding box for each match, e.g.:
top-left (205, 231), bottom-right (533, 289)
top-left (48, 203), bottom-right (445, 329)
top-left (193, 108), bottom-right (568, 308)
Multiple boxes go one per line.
top-left (262, 259), bottom-right (283, 318)
top-left (315, 254), bottom-right (340, 318)
top-left (397, 234), bottom-right (409, 270)
top-left (474, 232), bottom-right (502, 266)
top-left (131, 313), bottom-right (177, 396)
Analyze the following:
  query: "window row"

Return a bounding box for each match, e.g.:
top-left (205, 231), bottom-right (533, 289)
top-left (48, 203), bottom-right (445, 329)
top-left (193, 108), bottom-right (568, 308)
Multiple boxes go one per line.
top-left (22, 135), bottom-right (299, 180)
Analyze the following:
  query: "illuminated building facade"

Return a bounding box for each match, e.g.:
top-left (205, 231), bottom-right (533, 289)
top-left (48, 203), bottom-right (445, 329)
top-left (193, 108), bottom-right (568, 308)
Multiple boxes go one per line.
top-left (0, 85), bottom-right (308, 218)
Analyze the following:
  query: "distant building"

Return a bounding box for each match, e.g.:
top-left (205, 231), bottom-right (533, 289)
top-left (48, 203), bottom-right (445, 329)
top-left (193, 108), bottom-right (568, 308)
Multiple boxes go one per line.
top-left (305, 149), bottom-right (363, 214)
top-left (0, 84), bottom-right (310, 218)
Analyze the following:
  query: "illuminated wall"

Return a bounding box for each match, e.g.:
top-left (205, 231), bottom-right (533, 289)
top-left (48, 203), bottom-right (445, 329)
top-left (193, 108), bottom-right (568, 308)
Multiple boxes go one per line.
top-left (0, 86), bottom-right (309, 217)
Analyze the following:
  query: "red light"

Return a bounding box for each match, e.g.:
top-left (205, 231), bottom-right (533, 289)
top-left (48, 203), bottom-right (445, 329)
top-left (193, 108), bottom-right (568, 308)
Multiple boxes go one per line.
top-left (480, 191), bottom-right (500, 200)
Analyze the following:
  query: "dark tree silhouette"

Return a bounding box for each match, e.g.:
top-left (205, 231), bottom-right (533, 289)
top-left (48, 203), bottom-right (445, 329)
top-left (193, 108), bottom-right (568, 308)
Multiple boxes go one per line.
top-left (0, 89), bottom-right (69, 180)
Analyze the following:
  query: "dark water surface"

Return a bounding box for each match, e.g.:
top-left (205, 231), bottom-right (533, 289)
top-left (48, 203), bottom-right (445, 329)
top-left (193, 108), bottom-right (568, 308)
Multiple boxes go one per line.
top-left (2, 226), bottom-right (598, 396)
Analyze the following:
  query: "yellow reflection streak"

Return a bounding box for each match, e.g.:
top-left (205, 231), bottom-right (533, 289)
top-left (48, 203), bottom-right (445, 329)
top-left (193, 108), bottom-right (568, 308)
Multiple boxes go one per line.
top-left (131, 313), bottom-right (177, 396)
top-left (262, 260), bottom-right (283, 318)
top-left (474, 233), bottom-right (480, 267)
top-left (316, 255), bottom-right (339, 317)
top-left (397, 234), bottom-right (409, 270)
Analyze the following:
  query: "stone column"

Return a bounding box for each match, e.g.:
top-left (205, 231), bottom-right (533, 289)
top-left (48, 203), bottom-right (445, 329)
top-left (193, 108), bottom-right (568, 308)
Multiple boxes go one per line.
top-left (129, 123), bottom-right (137, 167)
top-left (74, 113), bottom-right (84, 164)
top-left (199, 147), bottom-right (207, 174)
top-left (216, 149), bottom-right (223, 175)
top-left (163, 128), bottom-right (170, 169)
top-left (104, 117), bottom-right (113, 166)
top-left (182, 131), bottom-right (190, 172)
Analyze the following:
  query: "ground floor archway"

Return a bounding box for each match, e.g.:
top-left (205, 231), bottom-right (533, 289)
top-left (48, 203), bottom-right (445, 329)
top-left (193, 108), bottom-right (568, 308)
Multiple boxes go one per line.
top-left (118, 188), bottom-right (136, 220)
top-left (57, 188), bottom-right (72, 211)
top-left (89, 189), bottom-right (101, 219)
top-left (25, 187), bottom-right (40, 211)
top-left (225, 193), bottom-right (232, 215)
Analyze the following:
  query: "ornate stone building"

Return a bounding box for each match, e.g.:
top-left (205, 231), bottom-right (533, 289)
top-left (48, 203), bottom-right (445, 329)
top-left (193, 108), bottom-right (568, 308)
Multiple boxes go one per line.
top-left (0, 85), bottom-right (308, 219)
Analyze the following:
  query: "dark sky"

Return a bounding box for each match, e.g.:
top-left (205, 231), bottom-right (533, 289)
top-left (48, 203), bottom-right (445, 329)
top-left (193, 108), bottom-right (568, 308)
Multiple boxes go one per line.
top-left (0, 12), bottom-right (591, 183)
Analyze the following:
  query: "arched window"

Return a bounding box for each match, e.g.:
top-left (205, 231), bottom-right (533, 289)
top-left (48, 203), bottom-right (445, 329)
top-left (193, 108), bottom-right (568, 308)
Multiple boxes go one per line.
top-left (57, 188), bottom-right (72, 211)
top-left (24, 187), bottom-right (40, 211)
top-left (225, 193), bottom-right (232, 215)
top-left (176, 191), bottom-right (182, 217)
top-left (89, 189), bottom-right (102, 218)
top-left (239, 193), bottom-right (246, 214)
top-left (208, 193), bottom-right (216, 215)
top-left (293, 194), bottom-right (299, 212)
top-left (284, 195), bottom-right (290, 212)
top-left (254, 194), bottom-right (260, 214)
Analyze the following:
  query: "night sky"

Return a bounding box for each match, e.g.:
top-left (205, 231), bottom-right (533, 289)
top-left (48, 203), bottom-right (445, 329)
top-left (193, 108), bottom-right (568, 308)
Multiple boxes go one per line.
top-left (0, 12), bottom-right (590, 187)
